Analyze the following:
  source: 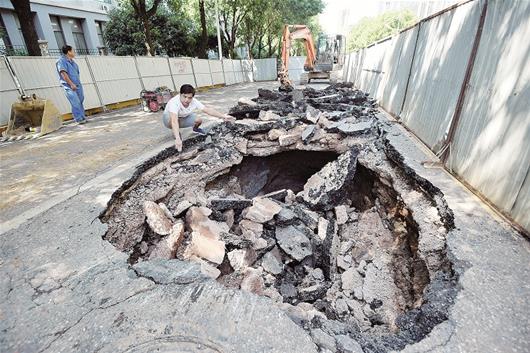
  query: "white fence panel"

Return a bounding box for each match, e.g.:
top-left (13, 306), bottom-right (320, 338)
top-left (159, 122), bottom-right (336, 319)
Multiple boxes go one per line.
top-left (241, 59), bottom-right (255, 82)
top-left (222, 60), bottom-right (236, 85)
top-left (357, 40), bottom-right (390, 99)
top-left (233, 60), bottom-right (244, 83)
top-left (400, 0), bottom-right (482, 151)
top-left (209, 60), bottom-right (225, 85)
top-left (192, 59), bottom-right (212, 87)
top-left (0, 59), bottom-right (20, 126)
top-left (378, 26), bottom-right (419, 116)
top-left (136, 57), bottom-right (174, 90)
top-left (8, 56), bottom-right (100, 115)
top-left (448, 0), bottom-right (530, 230)
top-left (288, 56), bottom-right (306, 84)
top-left (86, 56), bottom-right (142, 105)
top-left (254, 58), bottom-right (276, 81)
top-left (168, 58), bottom-right (196, 90)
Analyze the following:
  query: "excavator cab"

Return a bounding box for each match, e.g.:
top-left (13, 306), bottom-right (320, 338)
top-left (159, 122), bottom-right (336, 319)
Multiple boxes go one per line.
top-left (278, 25), bottom-right (345, 90)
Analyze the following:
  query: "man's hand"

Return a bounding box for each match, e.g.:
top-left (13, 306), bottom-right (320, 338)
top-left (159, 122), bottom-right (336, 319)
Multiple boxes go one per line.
top-left (175, 138), bottom-right (182, 152)
top-left (222, 114), bottom-right (236, 122)
top-left (70, 83), bottom-right (77, 91)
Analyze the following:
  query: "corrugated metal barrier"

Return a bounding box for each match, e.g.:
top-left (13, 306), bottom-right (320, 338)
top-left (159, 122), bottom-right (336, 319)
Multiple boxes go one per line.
top-left (0, 56), bottom-right (282, 126)
top-left (343, 0), bottom-right (529, 231)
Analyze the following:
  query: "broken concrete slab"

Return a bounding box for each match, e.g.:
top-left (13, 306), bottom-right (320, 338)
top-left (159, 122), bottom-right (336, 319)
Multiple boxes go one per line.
top-left (259, 110), bottom-right (281, 121)
top-left (143, 201), bottom-right (173, 235)
top-left (279, 132), bottom-right (300, 147)
top-left (186, 206), bottom-right (230, 240)
top-left (302, 149), bottom-right (359, 210)
top-left (302, 125), bottom-right (317, 144)
top-left (240, 219), bottom-right (264, 240)
top-left (188, 231), bottom-right (226, 264)
top-left (149, 221), bottom-right (185, 260)
top-left (335, 205), bottom-right (349, 225)
top-left (261, 189), bottom-right (288, 202)
top-left (243, 197), bottom-right (282, 223)
top-left (173, 200), bottom-right (193, 217)
top-left (306, 106), bottom-right (321, 124)
top-left (275, 225), bottom-right (313, 261)
top-left (209, 197), bottom-right (253, 211)
top-left (241, 268), bottom-right (265, 295)
top-left (228, 248), bottom-right (257, 271)
top-left (261, 247), bottom-right (284, 275)
top-left (238, 97), bottom-right (258, 106)
top-left (342, 267), bottom-right (364, 299)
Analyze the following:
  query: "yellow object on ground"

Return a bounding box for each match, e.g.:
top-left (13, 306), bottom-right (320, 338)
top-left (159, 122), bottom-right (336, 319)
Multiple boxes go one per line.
top-left (5, 96), bottom-right (62, 137)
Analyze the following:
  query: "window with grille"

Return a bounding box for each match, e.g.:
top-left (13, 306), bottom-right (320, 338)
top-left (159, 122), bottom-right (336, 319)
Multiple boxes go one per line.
top-left (50, 15), bottom-right (66, 50)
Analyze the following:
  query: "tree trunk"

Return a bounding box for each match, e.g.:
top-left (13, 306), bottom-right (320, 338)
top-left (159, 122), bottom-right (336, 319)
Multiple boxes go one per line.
top-left (10, 0), bottom-right (41, 56)
top-left (198, 0), bottom-right (208, 58)
top-left (130, 0), bottom-right (161, 56)
top-left (257, 35), bottom-right (263, 58)
top-left (143, 16), bottom-right (154, 56)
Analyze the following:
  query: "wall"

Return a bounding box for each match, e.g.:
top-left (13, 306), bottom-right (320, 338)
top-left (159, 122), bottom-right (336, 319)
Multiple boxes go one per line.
top-left (342, 0), bottom-right (529, 231)
top-left (0, 57), bottom-right (279, 126)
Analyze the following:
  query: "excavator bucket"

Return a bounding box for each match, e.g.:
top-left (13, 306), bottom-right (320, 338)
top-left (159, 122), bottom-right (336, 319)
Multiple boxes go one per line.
top-left (5, 96), bottom-right (62, 137)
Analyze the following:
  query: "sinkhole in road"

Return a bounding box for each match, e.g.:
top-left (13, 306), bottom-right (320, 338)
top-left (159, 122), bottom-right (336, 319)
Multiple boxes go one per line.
top-left (102, 146), bottom-right (458, 353)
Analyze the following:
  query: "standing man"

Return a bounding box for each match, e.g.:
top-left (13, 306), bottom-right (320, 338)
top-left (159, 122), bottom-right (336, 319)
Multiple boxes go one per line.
top-left (56, 45), bottom-right (87, 124)
top-left (162, 84), bottom-right (234, 152)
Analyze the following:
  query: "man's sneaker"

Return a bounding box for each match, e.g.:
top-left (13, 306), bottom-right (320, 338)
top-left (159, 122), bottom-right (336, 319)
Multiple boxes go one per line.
top-left (193, 126), bottom-right (207, 135)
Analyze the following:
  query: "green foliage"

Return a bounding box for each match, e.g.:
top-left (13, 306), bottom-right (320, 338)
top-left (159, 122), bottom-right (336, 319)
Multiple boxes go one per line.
top-left (238, 0), bottom-right (325, 59)
top-left (347, 10), bottom-right (417, 51)
top-left (104, 4), bottom-right (200, 56)
top-left (105, 0), bottom-right (325, 58)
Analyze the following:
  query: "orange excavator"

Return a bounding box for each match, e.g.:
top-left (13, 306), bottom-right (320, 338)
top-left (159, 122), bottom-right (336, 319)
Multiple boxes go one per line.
top-left (278, 24), bottom-right (345, 91)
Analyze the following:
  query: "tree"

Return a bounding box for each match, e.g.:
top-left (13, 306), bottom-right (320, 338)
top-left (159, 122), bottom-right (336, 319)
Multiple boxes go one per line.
top-left (10, 0), bottom-right (41, 56)
top-left (347, 10), bottom-right (416, 51)
top-left (130, 0), bottom-right (163, 56)
top-left (218, 0), bottom-right (252, 58)
top-left (104, 5), bottom-right (197, 57)
top-left (198, 0), bottom-right (208, 58)
top-left (239, 0), bottom-right (324, 59)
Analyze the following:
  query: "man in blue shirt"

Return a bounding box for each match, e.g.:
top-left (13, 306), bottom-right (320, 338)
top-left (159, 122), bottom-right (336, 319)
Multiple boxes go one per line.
top-left (56, 45), bottom-right (87, 124)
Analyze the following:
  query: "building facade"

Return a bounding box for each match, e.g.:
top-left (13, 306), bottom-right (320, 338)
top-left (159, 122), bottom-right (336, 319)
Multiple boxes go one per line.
top-left (0, 0), bottom-right (117, 55)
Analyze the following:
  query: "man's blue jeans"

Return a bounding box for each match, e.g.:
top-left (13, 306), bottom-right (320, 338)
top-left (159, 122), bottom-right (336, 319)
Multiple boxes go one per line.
top-left (64, 84), bottom-right (85, 122)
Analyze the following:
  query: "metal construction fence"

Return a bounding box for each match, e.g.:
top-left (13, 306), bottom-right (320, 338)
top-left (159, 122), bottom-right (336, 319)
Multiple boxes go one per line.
top-left (342, 0), bottom-right (529, 231)
top-left (0, 56), bottom-right (278, 127)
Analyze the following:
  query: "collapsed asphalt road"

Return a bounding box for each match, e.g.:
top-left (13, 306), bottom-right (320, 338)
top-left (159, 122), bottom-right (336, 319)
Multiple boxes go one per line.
top-left (1, 83), bottom-right (528, 353)
top-left (101, 83), bottom-right (457, 353)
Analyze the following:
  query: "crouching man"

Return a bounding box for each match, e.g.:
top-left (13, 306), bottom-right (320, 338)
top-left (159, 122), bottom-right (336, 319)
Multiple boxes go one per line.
top-left (163, 84), bottom-right (234, 151)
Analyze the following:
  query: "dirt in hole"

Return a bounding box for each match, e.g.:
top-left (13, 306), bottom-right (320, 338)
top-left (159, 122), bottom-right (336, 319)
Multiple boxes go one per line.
top-left (206, 150), bottom-right (339, 198)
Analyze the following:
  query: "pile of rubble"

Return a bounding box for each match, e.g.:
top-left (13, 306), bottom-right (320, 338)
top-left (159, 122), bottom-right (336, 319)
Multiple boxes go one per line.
top-left (101, 83), bottom-right (457, 353)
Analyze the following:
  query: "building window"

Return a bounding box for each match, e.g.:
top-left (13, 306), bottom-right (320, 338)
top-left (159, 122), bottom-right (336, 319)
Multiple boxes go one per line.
top-left (50, 15), bottom-right (65, 50)
top-left (13, 14), bottom-right (23, 43)
top-left (0, 15), bottom-right (12, 48)
top-left (70, 18), bottom-right (88, 52)
top-left (95, 21), bottom-right (105, 46)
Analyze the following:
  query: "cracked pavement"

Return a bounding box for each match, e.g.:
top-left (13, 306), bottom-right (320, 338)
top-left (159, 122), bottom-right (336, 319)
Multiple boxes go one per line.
top-left (0, 83), bottom-right (529, 353)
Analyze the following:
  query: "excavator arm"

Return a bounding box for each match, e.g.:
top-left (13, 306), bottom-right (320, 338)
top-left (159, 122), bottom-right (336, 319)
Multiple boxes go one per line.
top-left (278, 25), bottom-right (317, 91)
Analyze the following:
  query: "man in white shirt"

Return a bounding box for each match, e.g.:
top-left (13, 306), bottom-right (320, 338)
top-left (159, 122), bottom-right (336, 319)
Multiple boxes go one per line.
top-left (162, 84), bottom-right (234, 151)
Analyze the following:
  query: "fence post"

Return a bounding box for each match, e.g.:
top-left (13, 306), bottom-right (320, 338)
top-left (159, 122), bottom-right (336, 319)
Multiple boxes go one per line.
top-left (166, 57), bottom-right (177, 92)
top-left (440, 0), bottom-right (489, 166)
top-left (133, 56), bottom-right (145, 90)
top-left (398, 22), bottom-right (422, 119)
top-left (190, 59), bottom-right (198, 88)
top-left (208, 59), bottom-right (214, 86)
top-left (84, 56), bottom-right (106, 111)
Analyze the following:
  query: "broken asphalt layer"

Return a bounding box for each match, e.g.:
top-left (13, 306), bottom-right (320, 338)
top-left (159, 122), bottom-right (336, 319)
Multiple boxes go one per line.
top-left (0, 82), bottom-right (528, 353)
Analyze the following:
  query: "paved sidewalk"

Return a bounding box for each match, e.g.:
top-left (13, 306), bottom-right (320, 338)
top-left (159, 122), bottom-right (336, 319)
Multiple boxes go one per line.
top-left (0, 82), bottom-right (278, 233)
